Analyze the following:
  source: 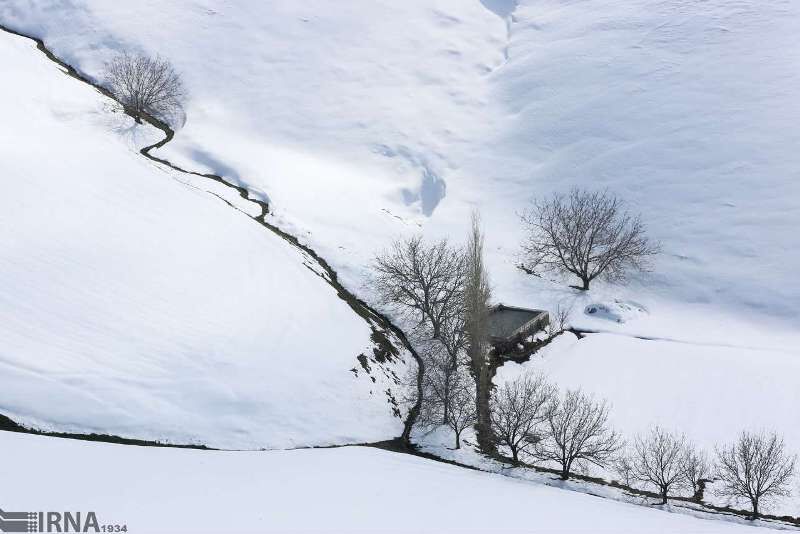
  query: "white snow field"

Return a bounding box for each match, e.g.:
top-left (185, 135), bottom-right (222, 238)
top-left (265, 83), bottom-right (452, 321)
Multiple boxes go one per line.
top-left (1, 0), bottom-right (797, 343)
top-left (493, 332), bottom-right (800, 517)
top-left (0, 31), bottom-right (410, 449)
top-left (1, 1), bottom-right (799, 529)
top-left (0, 431), bottom-right (776, 534)
top-left (499, 332), bottom-right (800, 451)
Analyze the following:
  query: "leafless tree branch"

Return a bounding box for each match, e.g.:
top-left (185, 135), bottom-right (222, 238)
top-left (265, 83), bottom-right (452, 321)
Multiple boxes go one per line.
top-left (535, 388), bottom-right (621, 480)
top-left (491, 373), bottom-right (555, 464)
top-left (104, 52), bottom-right (186, 124)
top-left (714, 430), bottom-right (796, 519)
top-left (520, 188), bottom-right (659, 290)
top-left (624, 426), bottom-right (690, 504)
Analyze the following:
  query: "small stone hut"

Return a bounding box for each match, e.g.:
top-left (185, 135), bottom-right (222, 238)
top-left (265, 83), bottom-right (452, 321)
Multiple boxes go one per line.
top-left (487, 304), bottom-right (549, 350)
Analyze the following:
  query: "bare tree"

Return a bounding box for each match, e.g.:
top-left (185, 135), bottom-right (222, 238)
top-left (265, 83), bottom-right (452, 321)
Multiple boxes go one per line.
top-left (627, 427), bottom-right (689, 504)
top-left (536, 389), bottom-right (621, 480)
top-left (407, 341), bottom-right (447, 428)
top-left (491, 373), bottom-right (555, 464)
top-left (104, 52), bottom-right (186, 124)
top-left (683, 445), bottom-right (710, 503)
top-left (520, 188), bottom-right (659, 290)
top-left (613, 453), bottom-right (635, 487)
top-left (372, 237), bottom-right (467, 424)
top-left (464, 211), bottom-right (494, 454)
top-left (714, 431), bottom-right (796, 519)
top-left (446, 368), bottom-right (477, 449)
top-left (545, 305), bottom-right (570, 338)
top-left (373, 236), bottom-right (466, 352)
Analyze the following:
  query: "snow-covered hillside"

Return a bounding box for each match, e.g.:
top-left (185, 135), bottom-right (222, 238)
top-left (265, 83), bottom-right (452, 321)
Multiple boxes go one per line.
top-left (2, 0), bottom-right (797, 342)
top-left (0, 30), bottom-right (410, 449)
top-left (494, 332), bottom-right (800, 516)
top-left (1, 1), bottom-right (799, 530)
top-left (0, 0), bottom-right (797, 443)
top-left (1, 431), bottom-right (775, 533)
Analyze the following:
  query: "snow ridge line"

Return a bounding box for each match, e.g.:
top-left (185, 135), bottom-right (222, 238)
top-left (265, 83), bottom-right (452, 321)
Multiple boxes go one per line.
top-left (0, 23), bottom-right (424, 448)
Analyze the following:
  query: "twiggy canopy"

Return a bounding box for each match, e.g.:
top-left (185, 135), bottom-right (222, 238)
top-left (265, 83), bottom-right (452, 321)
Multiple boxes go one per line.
top-left (104, 52), bottom-right (186, 123)
top-left (714, 430), bottom-right (796, 519)
top-left (520, 188), bottom-right (659, 290)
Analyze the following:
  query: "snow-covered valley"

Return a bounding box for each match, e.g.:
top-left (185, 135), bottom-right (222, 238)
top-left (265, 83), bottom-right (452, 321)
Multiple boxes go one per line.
top-left (1, 0), bottom-right (798, 532)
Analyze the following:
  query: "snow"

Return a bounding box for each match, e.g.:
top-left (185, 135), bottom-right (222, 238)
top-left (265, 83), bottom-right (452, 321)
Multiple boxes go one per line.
top-left (498, 332), bottom-right (800, 452)
top-left (0, 431), bottom-right (777, 533)
top-left (583, 300), bottom-right (648, 324)
top-left (416, 425), bottom-right (800, 531)
top-left (0, 31), bottom-right (409, 449)
top-left (2, 0), bottom-right (797, 343)
top-left (494, 332), bottom-right (800, 516)
top-left (1, 0), bottom-right (799, 527)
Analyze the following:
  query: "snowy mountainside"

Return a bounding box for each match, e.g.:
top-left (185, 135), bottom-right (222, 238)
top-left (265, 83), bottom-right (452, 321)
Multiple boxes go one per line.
top-left (0, 31), bottom-right (411, 449)
top-left (1, 2), bottom-right (799, 530)
top-left (2, 0), bottom-right (797, 343)
top-left (1, 0), bottom-right (798, 463)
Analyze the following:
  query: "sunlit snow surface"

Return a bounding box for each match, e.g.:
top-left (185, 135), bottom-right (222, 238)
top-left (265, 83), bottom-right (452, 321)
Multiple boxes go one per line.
top-left (0, 431), bottom-right (775, 534)
top-left (1, 2), bottom-right (799, 529)
top-left (2, 0), bottom-right (797, 340)
top-left (0, 32), bottom-right (408, 449)
top-left (1, 0), bottom-right (798, 456)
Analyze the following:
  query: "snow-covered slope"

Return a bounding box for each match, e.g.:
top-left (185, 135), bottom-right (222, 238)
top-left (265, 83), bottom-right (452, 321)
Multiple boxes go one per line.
top-left (495, 332), bottom-right (800, 516)
top-left (0, 31), bottom-right (410, 449)
top-left (1, 431), bottom-right (774, 533)
top-left (506, 333), bottom-right (800, 451)
top-left (2, 0), bottom-right (797, 341)
top-left (1, 0), bottom-right (798, 459)
top-left (478, 0), bottom-right (800, 338)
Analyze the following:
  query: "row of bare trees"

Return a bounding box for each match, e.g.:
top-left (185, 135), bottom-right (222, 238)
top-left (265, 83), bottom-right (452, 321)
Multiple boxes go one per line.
top-left (490, 374), bottom-right (619, 479)
top-left (492, 373), bottom-right (796, 519)
top-left (618, 427), bottom-right (795, 518)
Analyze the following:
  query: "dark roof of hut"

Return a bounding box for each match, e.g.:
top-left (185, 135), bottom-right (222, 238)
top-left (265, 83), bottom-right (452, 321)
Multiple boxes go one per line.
top-left (488, 304), bottom-right (547, 341)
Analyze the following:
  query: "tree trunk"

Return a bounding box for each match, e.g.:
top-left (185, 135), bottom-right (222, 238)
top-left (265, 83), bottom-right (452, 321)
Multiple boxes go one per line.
top-left (660, 489), bottom-right (668, 505)
top-left (751, 499), bottom-right (759, 520)
top-left (511, 447), bottom-right (519, 465)
top-left (465, 211), bottom-right (495, 455)
top-left (454, 430), bottom-right (461, 449)
top-left (401, 355), bottom-right (425, 445)
top-left (692, 480), bottom-right (706, 503)
top-left (581, 276), bottom-right (590, 290)
top-left (474, 363), bottom-right (494, 455)
top-left (442, 378), bottom-right (450, 425)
